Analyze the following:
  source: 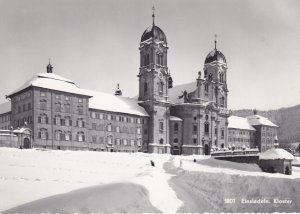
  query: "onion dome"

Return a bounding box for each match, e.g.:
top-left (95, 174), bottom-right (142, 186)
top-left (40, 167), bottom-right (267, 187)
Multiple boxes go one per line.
top-left (141, 25), bottom-right (167, 43)
top-left (140, 7), bottom-right (167, 43)
top-left (205, 35), bottom-right (226, 64)
top-left (205, 49), bottom-right (227, 64)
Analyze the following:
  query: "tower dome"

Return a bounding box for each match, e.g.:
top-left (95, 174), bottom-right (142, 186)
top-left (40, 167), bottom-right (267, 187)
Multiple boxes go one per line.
top-left (141, 25), bottom-right (167, 43)
top-left (205, 49), bottom-right (227, 64)
top-left (205, 35), bottom-right (226, 64)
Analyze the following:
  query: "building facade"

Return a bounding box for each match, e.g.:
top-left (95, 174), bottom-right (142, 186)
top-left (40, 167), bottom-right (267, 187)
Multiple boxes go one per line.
top-left (0, 12), bottom-right (277, 154)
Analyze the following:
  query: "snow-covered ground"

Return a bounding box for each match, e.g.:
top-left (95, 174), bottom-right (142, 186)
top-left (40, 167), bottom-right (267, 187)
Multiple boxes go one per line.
top-left (0, 148), bottom-right (180, 212)
top-left (1, 148), bottom-right (300, 213)
top-left (173, 155), bottom-right (300, 179)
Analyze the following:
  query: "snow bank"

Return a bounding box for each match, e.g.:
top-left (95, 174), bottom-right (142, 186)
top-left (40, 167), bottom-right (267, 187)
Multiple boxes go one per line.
top-left (4, 182), bottom-right (159, 213)
top-left (259, 148), bottom-right (295, 160)
top-left (173, 155), bottom-right (300, 179)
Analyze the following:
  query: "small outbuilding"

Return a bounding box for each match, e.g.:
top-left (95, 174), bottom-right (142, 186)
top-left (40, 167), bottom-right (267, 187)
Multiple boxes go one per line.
top-left (259, 148), bottom-right (294, 175)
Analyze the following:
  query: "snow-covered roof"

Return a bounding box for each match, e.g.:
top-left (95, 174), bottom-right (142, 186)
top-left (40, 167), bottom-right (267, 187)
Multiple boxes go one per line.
top-left (168, 82), bottom-right (197, 104)
top-left (228, 116), bottom-right (256, 131)
top-left (170, 116), bottom-right (183, 121)
top-left (259, 148), bottom-right (294, 160)
top-left (247, 114), bottom-right (278, 127)
top-left (85, 90), bottom-right (149, 117)
top-left (0, 102), bottom-right (11, 115)
top-left (7, 73), bottom-right (91, 97)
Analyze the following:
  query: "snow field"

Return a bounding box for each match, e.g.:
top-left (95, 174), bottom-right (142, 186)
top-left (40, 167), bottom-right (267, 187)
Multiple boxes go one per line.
top-left (0, 148), bottom-right (182, 212)
top-left (173, 155), bottom-right (300, 179)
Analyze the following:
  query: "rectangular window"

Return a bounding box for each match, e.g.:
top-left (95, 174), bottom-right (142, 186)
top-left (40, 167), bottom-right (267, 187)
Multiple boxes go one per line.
top-left (78, 106), bottom-right (83, 115)
top-left (193, 138), bottom-right (197, 144)
top-left (116, 126), bottom-right (120, 133)
top-left (92, 123), bottom-right (97, 130)
top-left (107, 124), bottom-right (112, 132)
top-left (159, 121), bottom-right (164, 132)
top-left (65, 96), bottom-right (70, 101)
top-left (137, 127), bottom-right (141, 134)
top-left (78, 98), bottom-right (82, 103)
top-left (64, 104), bottom-right (71, 113)
top-left (193, 125), bottom-right (197, 133)
top-left (91, 112), bottom-right (96, 119)
top-left (99, 113), bottom-right (103, 119)
top-left (28, 103), bottom-right (31, 110)
top-left (130, 139), bottom-right (135, 146)
top-left (55, 94), bottom-right (60, 99)
top-left (92, 136), bottom-right (97, 143)
top-left (40, 92), bottom-right (45, 97)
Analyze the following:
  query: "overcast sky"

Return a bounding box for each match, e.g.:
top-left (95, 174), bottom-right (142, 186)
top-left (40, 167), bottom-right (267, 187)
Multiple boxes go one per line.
top-left (0, 0), bottom-right (299, 110)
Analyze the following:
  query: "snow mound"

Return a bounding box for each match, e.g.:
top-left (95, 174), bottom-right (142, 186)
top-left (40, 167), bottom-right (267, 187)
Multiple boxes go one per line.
top-left (259, 148), bottom-right (294, 160)
top-left (3, 182), bottom-right (159, 213)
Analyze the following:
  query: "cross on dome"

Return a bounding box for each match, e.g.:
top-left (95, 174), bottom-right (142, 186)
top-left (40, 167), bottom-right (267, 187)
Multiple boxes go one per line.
top-left (152, 6), bottom-right (155, 26)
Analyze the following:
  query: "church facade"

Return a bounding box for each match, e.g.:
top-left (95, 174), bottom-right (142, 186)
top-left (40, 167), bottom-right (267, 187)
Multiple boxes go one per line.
top-left (0, 13), bottom-right (257, 155)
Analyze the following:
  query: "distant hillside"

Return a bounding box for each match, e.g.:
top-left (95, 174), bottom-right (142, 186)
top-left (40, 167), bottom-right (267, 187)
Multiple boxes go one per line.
top-left (232, 105), bottom-right (300, 145)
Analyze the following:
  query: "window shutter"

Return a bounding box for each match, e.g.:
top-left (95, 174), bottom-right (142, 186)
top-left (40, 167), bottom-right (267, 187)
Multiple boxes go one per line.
top-left (38, 132), bottom-right (41, 138)
top-left (46, 117), bottom-right (48, 124)
top-left (38, 116), bottom-right (41, 123)
top-left (82, 135), bottom-right (85, 142)
top-left (53, 118), bottom-right (56, 125)
top-left (70, 120), bottom-right (72, 126)
top-left (82, 121), bottom-right (85, 128)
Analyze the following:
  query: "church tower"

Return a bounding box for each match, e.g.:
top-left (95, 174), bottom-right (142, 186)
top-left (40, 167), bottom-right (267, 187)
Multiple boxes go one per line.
top-left (203, 35), bottom-right (229, 107)
top-left (138, 8), bottom-right (172, 153)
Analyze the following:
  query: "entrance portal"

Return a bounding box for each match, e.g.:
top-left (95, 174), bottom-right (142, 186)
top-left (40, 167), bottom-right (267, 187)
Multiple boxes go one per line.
top-left (172, 146), bottom-right (180, 155)
top-left (23, 138), bottom-right (30, 149)
top-left (204, 144), bottom-right (209, 155)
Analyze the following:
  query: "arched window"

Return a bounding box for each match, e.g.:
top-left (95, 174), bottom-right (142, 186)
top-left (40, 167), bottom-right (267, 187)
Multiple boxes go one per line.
top-left (38, 128), bottom-right (48, 140)
top-left (107, 136), bottom-right (113, 145)
top-left (204, 122), bottom-right (209, 134)
top-left (55, 130), bottom-right (62, 141)
top-left (38, 114), bottom-right (48, 124)
top-left (220, 97), bottom-right (225, 107)
top-left (159, 139), bottom-right (164, 144)
top-left (76, 119), bottom-right (85, 128)
top-left (77, 132), bottom-right (85, 142)
top-left (65, 131), bottom-right (72, 141)
top-left (174, 138), bottom-right (178, 143)
top-left (54, 115), bottom-right (61, 126)
top-left (174, 123), bottom-right (179, 132)
top-left (159, 82), bottom-right (164, 94)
